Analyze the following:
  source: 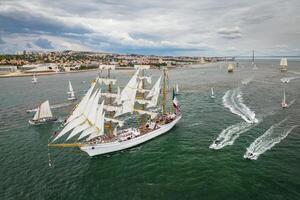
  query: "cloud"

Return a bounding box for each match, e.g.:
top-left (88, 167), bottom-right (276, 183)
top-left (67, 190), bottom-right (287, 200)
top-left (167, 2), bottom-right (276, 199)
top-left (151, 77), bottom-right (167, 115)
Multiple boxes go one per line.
top-left (34, 38), bottom-right (54, 49)
top-left (25, 43), bottom-right (32, 48)
top-left (0, 0), bottom-right (299, 55)
top-left (217, 27), bottom-right (242, 39)
top-left (0, 36), bottom-right (5, 44)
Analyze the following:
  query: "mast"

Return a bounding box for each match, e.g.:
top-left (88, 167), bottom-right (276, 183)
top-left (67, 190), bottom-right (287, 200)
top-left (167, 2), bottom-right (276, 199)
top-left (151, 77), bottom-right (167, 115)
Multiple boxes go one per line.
top-left (252, 50), bottom-right (254, 65)
top-left (162, 67), bottom-right (166, 115)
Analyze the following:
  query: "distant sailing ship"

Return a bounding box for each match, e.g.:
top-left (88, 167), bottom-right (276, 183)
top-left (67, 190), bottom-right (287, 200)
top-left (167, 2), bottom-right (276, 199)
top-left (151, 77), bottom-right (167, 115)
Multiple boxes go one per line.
top-left (281, 88), bottom-right (288, 108)
top-left (29, 100), bottom-right (57, 125)
top-left (49, 65), bottom-right (181, 156)
top-left (252, 50), bottom-right (258, 70)
top-left (227, 63), bottom-right (234, 73)
top-left (67, 81), bottom-right (76, 101)
top-left (210, 88), bottom-right (215, 99)
top-left (280, 58), bottom-right (288, 72)
top-left (32, 73), bottom-right (38, 84)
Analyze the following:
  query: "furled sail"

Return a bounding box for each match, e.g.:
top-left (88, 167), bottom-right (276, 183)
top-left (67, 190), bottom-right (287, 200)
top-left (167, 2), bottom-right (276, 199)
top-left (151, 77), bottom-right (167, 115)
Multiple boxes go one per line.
top-left (98, 78), bottom-right (117, 85)
top-left (99, 64), bottom-right (115, 70)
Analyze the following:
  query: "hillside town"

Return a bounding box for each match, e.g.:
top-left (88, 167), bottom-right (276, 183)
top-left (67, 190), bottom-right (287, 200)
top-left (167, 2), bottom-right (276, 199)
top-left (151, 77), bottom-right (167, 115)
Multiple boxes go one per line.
top-left (0, 50), bottom-right (234, 76)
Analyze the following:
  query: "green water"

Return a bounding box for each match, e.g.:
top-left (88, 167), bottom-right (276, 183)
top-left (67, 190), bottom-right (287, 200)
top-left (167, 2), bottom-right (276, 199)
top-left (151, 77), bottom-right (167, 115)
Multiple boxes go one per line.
top-left (0, 60), bottom-right (300, 199)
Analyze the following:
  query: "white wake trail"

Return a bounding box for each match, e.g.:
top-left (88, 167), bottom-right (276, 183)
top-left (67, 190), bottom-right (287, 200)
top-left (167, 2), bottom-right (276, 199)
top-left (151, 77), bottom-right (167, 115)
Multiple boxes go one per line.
top-left (244, 118), bottom-right (298, 160)
top-left (223, 89), bottom-right (258, 124)
top-left (210, 121), bottom-right (257, 150)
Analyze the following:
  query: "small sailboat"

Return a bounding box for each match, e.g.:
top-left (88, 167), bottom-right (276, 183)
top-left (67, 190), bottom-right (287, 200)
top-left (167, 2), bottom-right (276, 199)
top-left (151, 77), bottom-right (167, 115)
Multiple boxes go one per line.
top-left (32, 73), bottom-right (38, 84)
top-left (210, 88), bottom-right (215, 99)
top-left (67, 81), bottom-right (76, 101)
top-left (175, 83), bottom-right (180, 95)
top-left (227, 63), bottom-right (234, 73)
top-left (280, 58), bottom-right (288, 72)
top-left (252, 50), bottom-right (258, 70)
top-left (281, 89), bottom-right (288, 108)
top-left (29, 100), bottom-right (57, 125)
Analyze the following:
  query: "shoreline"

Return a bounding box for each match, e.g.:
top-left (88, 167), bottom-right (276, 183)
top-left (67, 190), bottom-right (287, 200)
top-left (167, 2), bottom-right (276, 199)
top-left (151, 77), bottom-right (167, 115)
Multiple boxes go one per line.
top-left (0, 67), bottom-right (136, 78)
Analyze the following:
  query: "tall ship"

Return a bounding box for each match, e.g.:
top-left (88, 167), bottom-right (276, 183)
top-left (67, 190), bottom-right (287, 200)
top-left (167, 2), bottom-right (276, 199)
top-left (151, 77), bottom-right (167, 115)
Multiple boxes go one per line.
top-left (227, 63), bottom-right (234, 73)
top-left (49, 65), bottom-right (181, 156)
top-left (252, 50), bottom-right (258, 70)
top-left (280, 58), bottom-right (288, 72)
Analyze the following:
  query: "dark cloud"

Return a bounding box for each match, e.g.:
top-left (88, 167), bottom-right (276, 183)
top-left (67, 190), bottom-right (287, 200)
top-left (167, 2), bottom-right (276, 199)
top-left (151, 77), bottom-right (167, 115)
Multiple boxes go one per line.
top-left (26, 43), bottom-right (32, 48)
top-left (217, 27), bottom-right (242, 39)
top-left (34, 38), bottom-right (54, 49)
top-left (0, 36), bottom-right (5, 44)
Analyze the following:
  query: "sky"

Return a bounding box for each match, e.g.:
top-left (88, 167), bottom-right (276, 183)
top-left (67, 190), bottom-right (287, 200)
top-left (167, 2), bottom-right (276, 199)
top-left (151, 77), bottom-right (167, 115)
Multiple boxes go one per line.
top-left (0, 0), bottom-right (300, 56)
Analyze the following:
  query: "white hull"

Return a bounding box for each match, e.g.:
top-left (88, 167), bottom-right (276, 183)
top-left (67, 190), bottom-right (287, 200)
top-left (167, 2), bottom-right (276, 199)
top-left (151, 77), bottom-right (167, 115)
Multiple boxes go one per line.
top-left (81, 115), bottom-right (181, 156)
top-left (67, 97), bottom-right (77, 101)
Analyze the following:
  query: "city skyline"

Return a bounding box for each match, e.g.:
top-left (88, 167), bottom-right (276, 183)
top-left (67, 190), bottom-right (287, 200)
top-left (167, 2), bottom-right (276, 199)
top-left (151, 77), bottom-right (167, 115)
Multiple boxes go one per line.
top-left (0, 0), bottom-right (300, 56)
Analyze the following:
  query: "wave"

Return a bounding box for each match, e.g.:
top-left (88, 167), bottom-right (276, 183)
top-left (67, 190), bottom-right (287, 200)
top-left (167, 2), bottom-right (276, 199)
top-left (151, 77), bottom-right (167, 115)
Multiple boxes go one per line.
top-left (280, 77), bottom-right (300, 83)
top-left (223, 88), bottom-right (258, 124)
top-left (244, 118), bottom-right (298, 160)
top-left (242, 78), bottom-right (253, 85)
top-left (210, 121), bottom-right (258, 150)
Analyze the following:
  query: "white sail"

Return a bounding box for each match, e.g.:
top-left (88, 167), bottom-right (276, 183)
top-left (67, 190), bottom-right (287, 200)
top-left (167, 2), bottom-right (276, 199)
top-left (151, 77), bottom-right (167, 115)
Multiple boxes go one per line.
top-left (283, 89), bottom-right (286, 104)
top-left (33, 106), bottom-right (40, 120)
top-left (135, 109), bottom-right (158, 119)
top-left (176, 84), bottom-right (179, 93)
top-left (32, 73), bottom-right (38, 83)
top-left (116, 69), bottom-right (139, 116)
top-left (138, 76), bottom-right (152, 84)
top-left (113, 86), bottom-right (122, 105)
top-left (99, 64), bottom-right (115, 70)
top-left (78, 100), bottom-right (105, 140)
top-left (280, 58), bottom-right (288, 66)
top-left (87, 112), bottom-right (105, 141)
top-left (211, 88), bottom-right (214, 96)
top-left (68, 81), bottom-right (76, 98)
top-left (98, 78), bottom-right (117, 85)
top-left (39, 100), bottom-right (53, 119)
top-left (134, 65), bottom-right (150, 70)
top-left (66, 90), bottom-right (101, 141)
top-left (103, 105), bottom-right (122, 113)
top-left (52, 89), bottom-right (100, 142)
top-left (66, 80), bottom-right (97, 123)
top-left (105, 117), bottom-right (124, 127)
top-left (136, 99), bottom-right (151, 105)
top-left (146, 76), bottom-right (161, 108)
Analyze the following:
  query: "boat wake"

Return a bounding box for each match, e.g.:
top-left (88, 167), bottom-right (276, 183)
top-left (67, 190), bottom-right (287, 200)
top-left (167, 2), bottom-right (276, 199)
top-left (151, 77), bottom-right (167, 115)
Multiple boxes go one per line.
top-left (288, 99), bottom-right (296, 107)
top-left (242, 78), bottom-right (253, 85)
top-left (280, 77), bottom-right (300, 83)
top-left (244, 118), bottom-right (298, 160)
top-left (210, 121), bottom-right (258, 150)
top-left (223, 89), bottom-right (258, 124)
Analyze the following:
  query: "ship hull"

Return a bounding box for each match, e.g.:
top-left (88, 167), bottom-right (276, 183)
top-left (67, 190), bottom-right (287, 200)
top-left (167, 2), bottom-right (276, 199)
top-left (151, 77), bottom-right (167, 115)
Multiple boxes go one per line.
top-left (29, 117), bottom-right (57, 125)
top-left (80, 115), bottom-right (181, 156)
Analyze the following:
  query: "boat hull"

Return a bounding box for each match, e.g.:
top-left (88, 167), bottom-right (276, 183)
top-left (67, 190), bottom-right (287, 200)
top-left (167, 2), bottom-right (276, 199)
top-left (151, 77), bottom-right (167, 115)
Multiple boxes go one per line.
top-left (80, 115), bottom-right (181, 156)
top-left (29, 117), bottom-right (57, 125)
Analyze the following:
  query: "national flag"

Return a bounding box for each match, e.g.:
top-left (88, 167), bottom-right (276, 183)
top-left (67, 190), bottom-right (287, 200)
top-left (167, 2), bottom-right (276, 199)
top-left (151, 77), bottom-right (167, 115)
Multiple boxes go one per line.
top-left (172, 88), bottom-right (180, 113)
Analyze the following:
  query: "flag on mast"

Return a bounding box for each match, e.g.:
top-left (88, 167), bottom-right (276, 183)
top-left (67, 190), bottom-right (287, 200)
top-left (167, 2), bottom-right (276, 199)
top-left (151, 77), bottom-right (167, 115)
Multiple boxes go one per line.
top-left (172, 88), bottom-right (180, 113)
